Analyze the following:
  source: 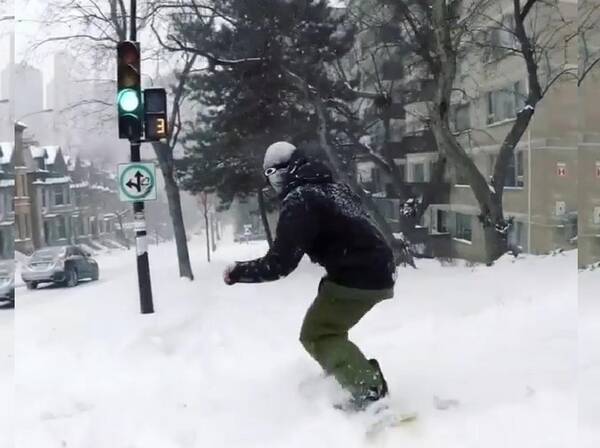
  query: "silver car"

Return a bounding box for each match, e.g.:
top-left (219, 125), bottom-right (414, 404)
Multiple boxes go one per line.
top-left (22, 246), bottom-right (99, 290)
top-left (0, 259), bottom-right (15, 307)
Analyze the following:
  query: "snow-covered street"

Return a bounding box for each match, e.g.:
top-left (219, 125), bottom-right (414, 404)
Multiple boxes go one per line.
top-left (0, 307), bottom-right (13, 448)
top-left (10, 239), bottom-right (585, 447)
top-left (579, 270), bottom-right (600, 448)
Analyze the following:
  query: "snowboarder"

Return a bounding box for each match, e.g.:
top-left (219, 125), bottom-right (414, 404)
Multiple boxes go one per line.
top-left (224, 141), bottom-right (397, 411)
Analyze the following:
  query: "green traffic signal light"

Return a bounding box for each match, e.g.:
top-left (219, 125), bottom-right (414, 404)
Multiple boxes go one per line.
top-left (117, 41), bottom-right (142, 140)
top-left (118, 89), bottom-right (140, 113)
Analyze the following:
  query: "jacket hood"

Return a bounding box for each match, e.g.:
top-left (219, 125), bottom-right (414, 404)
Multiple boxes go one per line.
top-left (280, 151), bottom-right (333, 198)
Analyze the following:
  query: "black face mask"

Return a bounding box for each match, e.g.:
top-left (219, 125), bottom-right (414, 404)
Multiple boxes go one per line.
top-left (264, 163), bottom-right (289, 193)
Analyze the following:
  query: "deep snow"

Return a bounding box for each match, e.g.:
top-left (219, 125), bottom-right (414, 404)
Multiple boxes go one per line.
top-left (5, 238), bottom-right (590, 447)
top-left (0, 307), bottom-right (13, 448)
top-left (579, 269), bottom-right (600, 448)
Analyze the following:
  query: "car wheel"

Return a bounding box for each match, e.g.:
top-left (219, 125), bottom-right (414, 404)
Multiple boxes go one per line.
top-left (26, 282), bottom-right (37, 290)
top-left (91, 267), bottom-right (99, 281)
top-left (65, 268), bottom-right (79, 288)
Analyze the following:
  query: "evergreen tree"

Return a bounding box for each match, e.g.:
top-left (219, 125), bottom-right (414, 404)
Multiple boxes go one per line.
top-left (175, 0), bottom-right (356, 207)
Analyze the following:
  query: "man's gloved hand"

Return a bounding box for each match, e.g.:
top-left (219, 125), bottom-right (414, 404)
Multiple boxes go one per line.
top-left (223, 263), bottom-right (237, 285)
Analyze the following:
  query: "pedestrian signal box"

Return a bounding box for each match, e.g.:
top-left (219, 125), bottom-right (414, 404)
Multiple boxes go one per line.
top-left (144, 88), bottom-right (169, 141)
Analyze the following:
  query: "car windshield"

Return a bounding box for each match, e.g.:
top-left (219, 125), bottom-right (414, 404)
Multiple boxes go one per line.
top-left (0, 260), bottom-right (15, 276)
top-left (31, 247), bottom-right (66, 261)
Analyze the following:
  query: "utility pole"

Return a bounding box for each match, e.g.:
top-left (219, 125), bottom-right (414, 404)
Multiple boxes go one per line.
top-left (130, 0), bottom-right (154, 314)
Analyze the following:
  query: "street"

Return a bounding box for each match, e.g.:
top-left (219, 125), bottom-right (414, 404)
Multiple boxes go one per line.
top-left (0, 306), bottom-right (13, 448)
top-left (11, 238), bottom-right (583, 448)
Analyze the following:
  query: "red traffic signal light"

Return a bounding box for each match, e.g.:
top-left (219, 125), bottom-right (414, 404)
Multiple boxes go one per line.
top-left (117, 41), bottom-right (141, 89)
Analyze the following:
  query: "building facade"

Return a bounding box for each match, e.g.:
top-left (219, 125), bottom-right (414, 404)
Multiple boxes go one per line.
top-left (350, 0), bottom-right (579, 262)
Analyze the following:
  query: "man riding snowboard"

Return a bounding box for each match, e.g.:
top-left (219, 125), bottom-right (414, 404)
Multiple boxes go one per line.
top-left (224, 141), bottom-right (396, 411)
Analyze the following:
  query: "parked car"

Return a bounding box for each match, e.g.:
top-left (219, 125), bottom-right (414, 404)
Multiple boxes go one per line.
top-left (22, 246), bottom-right (99, 290)
top-left (0, 259), bottom-right (15, 307)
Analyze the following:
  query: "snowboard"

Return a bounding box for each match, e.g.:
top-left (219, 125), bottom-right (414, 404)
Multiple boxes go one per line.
top-left (365, 410), bottom-right (418, 440)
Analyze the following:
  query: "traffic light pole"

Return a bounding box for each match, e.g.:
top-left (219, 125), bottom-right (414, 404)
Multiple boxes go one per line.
top-left (131, 142), bottom-right (154, 314)
top-left (129, 0), bottom-right (154, 314)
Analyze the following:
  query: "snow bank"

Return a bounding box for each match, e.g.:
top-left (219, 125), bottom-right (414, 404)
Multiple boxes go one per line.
top-left (579, 269), bottom-right (600, 448)
top-left (0, 308), bottom-right (13, 448)
top-left (10, 242), bottom-right (584, 447)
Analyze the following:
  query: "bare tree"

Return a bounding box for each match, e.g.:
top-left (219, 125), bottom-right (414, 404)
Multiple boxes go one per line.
top-left (389, 0), bottom-right (577, 263)
top-left (32, 0), bottom-right (196, 279)
top-left (578, 0), bottom-right (600, 85)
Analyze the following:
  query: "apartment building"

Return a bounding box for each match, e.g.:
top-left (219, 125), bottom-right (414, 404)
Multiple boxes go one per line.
top-left (576, 0), bottom-right (600, 267)
top-left (350, 0), bottom-right (579, 262)
top-left (428, 0), bottom-right (579, 262)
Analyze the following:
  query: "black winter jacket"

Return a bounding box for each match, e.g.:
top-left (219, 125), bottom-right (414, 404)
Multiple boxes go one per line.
top-left (229, 154), bottom-right (396, 290)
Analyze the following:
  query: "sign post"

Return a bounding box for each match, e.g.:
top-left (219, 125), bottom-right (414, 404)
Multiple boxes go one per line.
top-left (116, 0), bottom-right (170, 314)
top-left (122, 0), bottom-right (154, 314)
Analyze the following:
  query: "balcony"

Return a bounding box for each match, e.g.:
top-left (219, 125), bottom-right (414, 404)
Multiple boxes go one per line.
top-left (376, 24), bottom-right (402, 44)
top-left (403, 181), bottom-right (450, 205)
top-left (404, 78), bottom-right (436, 103)
top-left (382, 59), bottom-right (404, 81)
top-left (385, 128), bottom-right (437, 158)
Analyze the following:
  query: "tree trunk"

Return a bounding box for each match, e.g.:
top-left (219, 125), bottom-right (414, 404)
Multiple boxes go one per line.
top-left (429, 0), bottom-right (510, 264)
top-left (116, 212), bottom-right (130, 250)
top-left (164, 172), bottom-right (195, 279)
top-left (210, 213), bottom-right (217, 252)
top-left (215, 216), bottom-right (221, 241)
top-left (153, 142), bottom-right (194, 280)
top-left (202, 196), bottom-right (211, 263)
top-left (257, 187), bottom-right (273, 248)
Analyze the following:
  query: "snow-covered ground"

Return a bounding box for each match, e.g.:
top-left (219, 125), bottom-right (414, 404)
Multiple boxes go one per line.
top-left (579, 269), bottom-right (600, 448)
top-left (0, 307), bottom-right (13, 448)
top-left (8, 238), bottom-right (587, 447)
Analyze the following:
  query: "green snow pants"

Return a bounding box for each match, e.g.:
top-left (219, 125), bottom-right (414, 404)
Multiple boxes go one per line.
top-left (299, 279), bottom-right (394, 403)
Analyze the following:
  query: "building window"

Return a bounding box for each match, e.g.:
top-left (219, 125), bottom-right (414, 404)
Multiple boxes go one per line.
top-left (24, 215), bottom-right (30, 238)
top-left (57, 216), bottom-right (67, 239)
top-left (43, 221), bottom-right (50, 244)
top-left (37, 158), bottom-right (46, 171)
top-left (42, 189), bottom-right (47, 208)
top-left (487, 14), bottom-right (517, 61)
top-left (413, 163), bottom-right (425, 182)
top-left (54, 186), bottom-right (65, 205)
top-left (509, 220), bottom-right (527, 249)
top-left (437, 210), bottom-right (448, 233)
top-left (371, 168), bottom-right (381, 190)
top-left (505, 151), bottom-right (525, 187)
top-left (487, 81), bottom-right (525, 125)
top-left (454, 103), bottom-right (471, 132)
top-left (455, 166), bottom-right (469, 185)
top-left (455, 213), bottom-right (473, 242)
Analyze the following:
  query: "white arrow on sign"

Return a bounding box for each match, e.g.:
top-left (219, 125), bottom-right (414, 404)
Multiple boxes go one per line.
top-left (118, 163), bottom-right (158, 202)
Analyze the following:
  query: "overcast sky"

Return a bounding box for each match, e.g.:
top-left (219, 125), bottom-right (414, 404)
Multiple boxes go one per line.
top-left (0, 0), bottom-right (578, 99)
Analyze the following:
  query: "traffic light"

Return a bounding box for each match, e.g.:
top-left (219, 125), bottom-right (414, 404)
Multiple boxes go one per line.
top-left (144, 88), bottom-right (169, 141)
top-left (117, 41), bottom-right (142, 140)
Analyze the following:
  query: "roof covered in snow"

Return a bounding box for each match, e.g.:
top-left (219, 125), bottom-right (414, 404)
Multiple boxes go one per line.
top-left (0, 142), bottom-right (14, 165)
top-left (30, 146), bottom-right (46, 159)
top-left (30, 145), bottom-right (62, 165)
top-left (33, 176), bottom-right (71, 185)
top-left (44, 146), bottom-right (61, 165)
